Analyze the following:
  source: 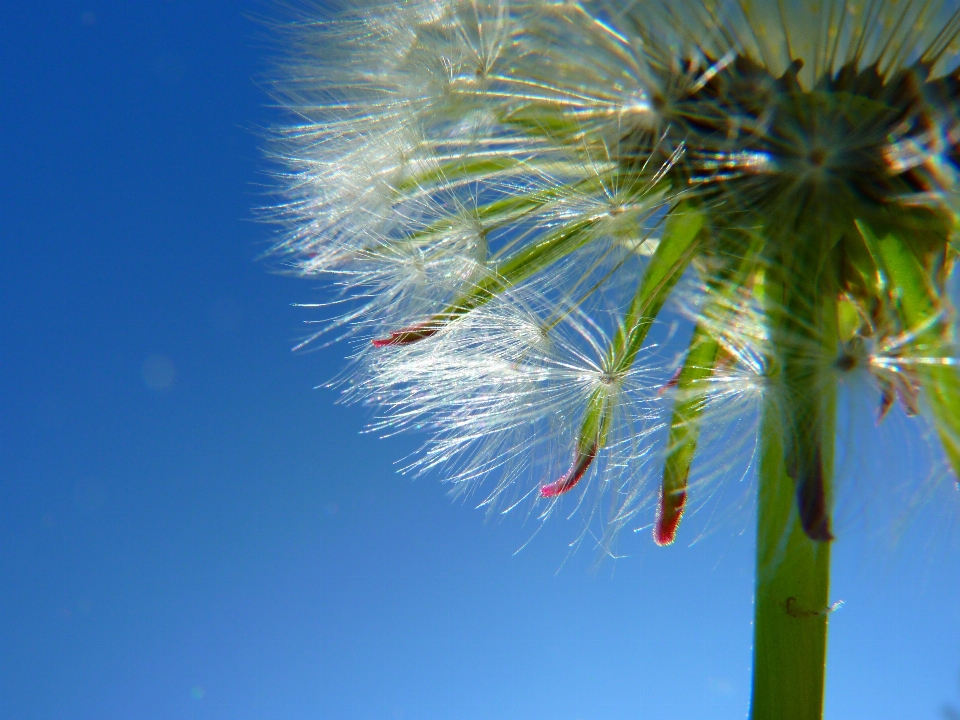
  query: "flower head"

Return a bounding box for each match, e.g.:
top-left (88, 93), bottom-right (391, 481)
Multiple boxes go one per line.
top-left (269, 0), bottom-right (960, 548)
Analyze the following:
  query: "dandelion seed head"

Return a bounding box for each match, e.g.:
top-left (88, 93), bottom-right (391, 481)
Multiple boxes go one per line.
top-left (268, 0), bottom-right (960, 550)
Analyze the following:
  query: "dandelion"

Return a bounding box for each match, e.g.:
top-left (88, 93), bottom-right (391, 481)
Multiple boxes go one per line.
top-left (266, 1), bottom-right (960, 718)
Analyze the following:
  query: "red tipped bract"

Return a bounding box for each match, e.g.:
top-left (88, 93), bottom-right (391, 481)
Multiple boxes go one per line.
top-left (372, 323), bottom-right (439, 348)
top-left (540, 444), bottom-right (597, 498)
top-left (653, 487), bottom-right (687, 546)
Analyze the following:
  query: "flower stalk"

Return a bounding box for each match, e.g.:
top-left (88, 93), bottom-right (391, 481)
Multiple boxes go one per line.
top-left (752, 407), bottom-right (833, 720)
top-left (751, 246), bottom-right (839, 720)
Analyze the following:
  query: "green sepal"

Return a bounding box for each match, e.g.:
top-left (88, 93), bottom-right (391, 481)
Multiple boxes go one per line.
top-left (578, 386), bottom-right (613, 453)
top-left (655, 327), bottom-right (722, 545)
top-left (394, 155), bottom-right (523, 195)
top-left (565, 206), bottom-right (703, 476)
top-left (414, 217), bottom-right (601, 330)
top-left (655, 231), bottom-right (763, 544)
top-left (609, 206), bottom-right (705, 373)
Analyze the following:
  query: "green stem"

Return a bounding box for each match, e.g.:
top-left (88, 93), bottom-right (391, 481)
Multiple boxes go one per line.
top-left (750, 405), bottom-right (833, 720)
top-left (750, 244), bottom-right (837, 720)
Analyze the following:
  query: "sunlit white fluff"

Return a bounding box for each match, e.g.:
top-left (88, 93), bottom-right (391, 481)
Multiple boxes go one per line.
top-left (349, 282), bottom-right (670, 549)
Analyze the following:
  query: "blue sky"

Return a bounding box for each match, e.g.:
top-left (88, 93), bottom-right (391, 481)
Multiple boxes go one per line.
top-left (2, 2), bottom-right (960, 719)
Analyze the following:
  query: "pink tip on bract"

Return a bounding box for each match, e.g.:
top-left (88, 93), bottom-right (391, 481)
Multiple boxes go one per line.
top-left (540, 444), bottom-right (597, 498)
top-left (371, 322), bottom-right (438, 348)
top-left (653, 488), bottom-right (687, 546)
top-left (371, 334), bottom-right (402, 348)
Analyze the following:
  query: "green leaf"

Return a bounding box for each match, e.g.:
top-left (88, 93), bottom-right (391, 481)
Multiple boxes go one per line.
top-left (493, 218), bottom-right (599, 283)
top-left (399, 197), bottom-right (690, 344)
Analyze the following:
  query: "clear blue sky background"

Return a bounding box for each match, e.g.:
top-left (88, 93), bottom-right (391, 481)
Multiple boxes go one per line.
top-left (2, 2), bottom-right (960, 719)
